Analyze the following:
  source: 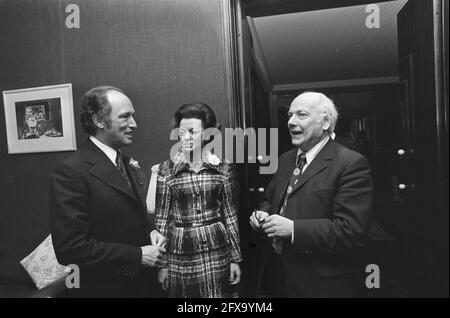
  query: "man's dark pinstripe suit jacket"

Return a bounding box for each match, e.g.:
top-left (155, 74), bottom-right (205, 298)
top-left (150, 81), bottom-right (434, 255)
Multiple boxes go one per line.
top-left (50, 138), bottom-right (156, 297)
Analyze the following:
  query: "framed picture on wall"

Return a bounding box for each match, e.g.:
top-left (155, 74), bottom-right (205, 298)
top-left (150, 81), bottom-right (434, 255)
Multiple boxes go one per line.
top-left (2, 83), bottom-right (77, 154)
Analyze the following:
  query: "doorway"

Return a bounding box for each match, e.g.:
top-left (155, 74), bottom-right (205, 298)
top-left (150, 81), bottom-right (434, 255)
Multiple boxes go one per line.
top-left (233, 0), bottom-right (448, 297)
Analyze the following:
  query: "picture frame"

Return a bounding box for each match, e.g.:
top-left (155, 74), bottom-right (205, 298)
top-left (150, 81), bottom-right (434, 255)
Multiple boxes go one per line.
top-left (2, 83), bottom-right (77, 154)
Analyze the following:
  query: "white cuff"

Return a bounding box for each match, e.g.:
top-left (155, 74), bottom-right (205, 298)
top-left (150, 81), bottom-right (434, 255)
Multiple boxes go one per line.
top-left (291, 220), bottom-right (294, 244)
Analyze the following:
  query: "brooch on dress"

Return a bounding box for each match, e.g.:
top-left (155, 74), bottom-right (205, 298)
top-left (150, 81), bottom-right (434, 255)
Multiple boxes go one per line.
top-left (206, 152), bottom-right (221, 166)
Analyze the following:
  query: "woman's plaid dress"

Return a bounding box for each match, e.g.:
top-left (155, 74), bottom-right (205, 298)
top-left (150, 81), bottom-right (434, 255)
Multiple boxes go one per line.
top-left (155, 152), bottom-right (242, 298)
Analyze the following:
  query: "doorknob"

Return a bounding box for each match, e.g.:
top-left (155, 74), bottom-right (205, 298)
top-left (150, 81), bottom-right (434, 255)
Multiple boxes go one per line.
top-left (397, 148), bottom-right (414, 156)
top-left (398, 183), bottom-right (415, 190)
top-left (397, 149), bottom-right (406, 156)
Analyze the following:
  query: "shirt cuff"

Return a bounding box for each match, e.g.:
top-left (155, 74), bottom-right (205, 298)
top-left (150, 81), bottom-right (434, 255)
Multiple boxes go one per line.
top-left (291, 220), bottom-right (294, 244)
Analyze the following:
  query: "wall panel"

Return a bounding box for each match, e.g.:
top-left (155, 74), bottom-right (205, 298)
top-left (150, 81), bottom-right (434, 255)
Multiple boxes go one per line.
top-left (0, 0), bottom-right (65, 261)
top-left (0, 0), bottom-right (232, 281)
top-left (61, 0), bottom-right (230, 165)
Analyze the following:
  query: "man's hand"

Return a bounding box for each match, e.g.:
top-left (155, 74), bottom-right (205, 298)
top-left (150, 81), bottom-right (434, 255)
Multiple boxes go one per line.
top-left (229, 263), bottom-right (241, 285)
top-left (249, 210), bottom-right (269, 232)
top-left (150, 229), bottom-right (166, 247)
top-left (140, 245), bottom-right (166, 268)
top-left (261, 214), bottom-right (293, 238)
top-left (158, 268), bottom-right (169, 291)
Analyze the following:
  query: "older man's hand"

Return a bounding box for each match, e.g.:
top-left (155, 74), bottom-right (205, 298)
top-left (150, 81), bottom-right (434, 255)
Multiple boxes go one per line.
top-left (249, 210), bottom-right (269, 232)
top-left (140, 245), bottom-right (166, 268)
top-left (261, 214), bottom-right (293, 238)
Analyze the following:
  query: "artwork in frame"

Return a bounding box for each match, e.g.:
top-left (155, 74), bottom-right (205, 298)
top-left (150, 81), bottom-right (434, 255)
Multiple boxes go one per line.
top-left (2, 83), bottom-right (77, 154)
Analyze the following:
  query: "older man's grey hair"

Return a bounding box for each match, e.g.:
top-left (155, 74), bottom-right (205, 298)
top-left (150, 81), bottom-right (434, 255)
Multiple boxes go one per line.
top-left (294, 92), bottom-right (339, 134)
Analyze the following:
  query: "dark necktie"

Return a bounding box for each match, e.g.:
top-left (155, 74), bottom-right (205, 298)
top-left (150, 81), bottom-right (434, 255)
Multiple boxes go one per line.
top-left (273, 152), bottom-right (307, 254)
top-left (116, 150), bottom-right (132, 188)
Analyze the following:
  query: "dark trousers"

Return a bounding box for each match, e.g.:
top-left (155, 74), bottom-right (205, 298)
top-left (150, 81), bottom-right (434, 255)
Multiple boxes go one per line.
top-left (67, 268), bottom-right (164, 298)
top-left (258, 252), bottom-right (364, 298)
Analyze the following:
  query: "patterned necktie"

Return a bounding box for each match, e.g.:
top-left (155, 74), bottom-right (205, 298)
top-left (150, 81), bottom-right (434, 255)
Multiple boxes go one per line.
top-left (273, 152), bottom-right (307, 255)
top-left (116, 150), bottom-right (132, 188)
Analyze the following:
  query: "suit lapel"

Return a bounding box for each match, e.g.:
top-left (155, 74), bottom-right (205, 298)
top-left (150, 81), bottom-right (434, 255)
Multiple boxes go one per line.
top-left (82, 140), bottom-right (139, 203)
top-left (274, 150), bottom-right (297, 213)
top-left (287, 139), bottom-right (334, 197)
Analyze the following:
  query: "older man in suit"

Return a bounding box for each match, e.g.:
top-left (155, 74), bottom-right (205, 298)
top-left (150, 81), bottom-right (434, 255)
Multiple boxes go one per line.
top-left (250, 92), bottom-right (373, 297)
top-left (50, 86), bottom-right (165, 297)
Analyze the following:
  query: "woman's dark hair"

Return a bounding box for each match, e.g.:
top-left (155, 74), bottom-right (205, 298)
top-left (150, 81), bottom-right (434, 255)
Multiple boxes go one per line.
top-left (172, 102), bottom-right (220, 130)
top-left (80, 86), bottom-right (124, 135)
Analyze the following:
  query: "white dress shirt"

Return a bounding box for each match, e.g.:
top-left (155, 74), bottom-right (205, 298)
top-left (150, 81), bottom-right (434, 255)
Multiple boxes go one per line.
top-left (90, 136), bottom-right (118, 166)
top-left (296, 135), bottom-right (331, 174)
top-left (330, 131), bottom-right (336, 140)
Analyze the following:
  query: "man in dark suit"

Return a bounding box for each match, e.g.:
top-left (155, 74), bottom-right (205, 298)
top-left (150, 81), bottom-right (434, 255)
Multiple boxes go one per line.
top-left (50, 86), bottom-right (166, 297)
top-left (250, 92), bottom-right (373, 297)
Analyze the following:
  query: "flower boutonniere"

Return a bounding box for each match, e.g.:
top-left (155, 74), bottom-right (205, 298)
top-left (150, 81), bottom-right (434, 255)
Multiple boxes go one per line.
top-left (129, 158), bottom-right (141, 170)
top-left (206, 152), bottom-right (221, 166)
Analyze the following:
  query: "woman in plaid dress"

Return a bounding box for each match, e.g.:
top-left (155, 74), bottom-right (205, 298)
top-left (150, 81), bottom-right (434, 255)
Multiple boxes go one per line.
top-left (155, 102), bottom-right (242, 298)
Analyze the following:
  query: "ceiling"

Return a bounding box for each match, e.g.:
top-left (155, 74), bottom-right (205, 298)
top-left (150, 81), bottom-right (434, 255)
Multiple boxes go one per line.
top-left (243, 0), bottom-right (394, 17)
top-left (251, 0), bottom-right (408, 86)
